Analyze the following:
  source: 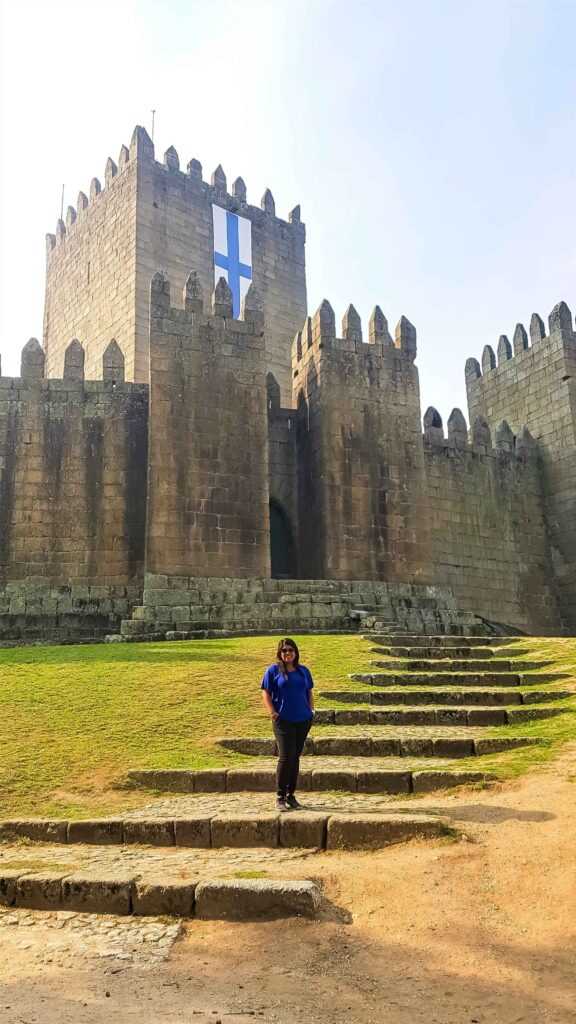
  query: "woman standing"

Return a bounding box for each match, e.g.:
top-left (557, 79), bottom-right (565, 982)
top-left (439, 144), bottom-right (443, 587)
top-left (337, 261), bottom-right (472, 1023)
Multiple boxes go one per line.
top-left (261, 637), bottom-right (315, 811)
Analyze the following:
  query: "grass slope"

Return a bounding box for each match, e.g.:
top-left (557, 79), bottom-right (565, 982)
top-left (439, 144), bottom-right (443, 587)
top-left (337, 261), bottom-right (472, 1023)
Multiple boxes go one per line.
top-left (0, 634), bottom-right (574, 818)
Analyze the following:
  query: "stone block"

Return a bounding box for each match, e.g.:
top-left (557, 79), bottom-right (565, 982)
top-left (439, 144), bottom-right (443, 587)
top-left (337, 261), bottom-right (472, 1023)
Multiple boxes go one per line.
top-left (195, 879), bottom-right (320, 920)
top-left (371, 737), bottom-right (402, 756)
top-left (194, 770), bottom-right (228, 793)
top-left (310, 769), bottom-right (356, 791)
top-left (226, 769), bottom-right (276, 792)
top-left (435, 709), bottom-right (469, 726)
top-left (133, 880), bottom-right (196, 917)
top-left (312, 736), bottom-right (371, 756)
top-left (332, 710), bottom-right (371, 725)
top-left (312, 710), bottom-right (334, 724)
top-left (122, 819), bottom-right (175, 846)
top-left (279, 812), bottom-right (327, 849)
top-left (467, 709), bottom-right (508, 726)
top-left (326, 814), bottom-right (448, 850)
top-left (61, 873), bottom-right (133, 914)
top-left (174, 817), bottom-right (212, 847)
top-left (432, 739), bottom-right (475, 758)
top-left (412, 771), bottom-right (490, 794)
top-left (67, 819), bottom-right (124, 845)
top-left (15, 872), bottom-right (63, 910)
top-left (356, 770), bottom-right (412, 794)
top-left (0, 819), bottom-right (68, 844)
top-left (0, 870), bottom-right (22, 906)
top-left (210, 813), bottom-right (280, 848)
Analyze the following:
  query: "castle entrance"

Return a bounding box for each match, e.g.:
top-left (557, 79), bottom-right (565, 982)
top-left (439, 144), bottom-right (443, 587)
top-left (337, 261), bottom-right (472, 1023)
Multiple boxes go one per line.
top-left (269, 499), bottom-right (297, 578)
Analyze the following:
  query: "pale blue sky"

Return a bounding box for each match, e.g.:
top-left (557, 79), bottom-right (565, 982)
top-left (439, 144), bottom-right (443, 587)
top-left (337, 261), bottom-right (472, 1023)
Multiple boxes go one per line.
top-left (1, 0), bottom-right (575, 424)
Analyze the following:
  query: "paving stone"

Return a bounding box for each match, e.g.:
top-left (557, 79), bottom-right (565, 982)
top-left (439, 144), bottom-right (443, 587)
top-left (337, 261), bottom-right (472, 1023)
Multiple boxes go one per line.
top-left (326, 814), bottom-right (449, 850)
top-left (173, 816), bottom-right (212, 847)
top-left (311, 769), bottom-right (357, 791)
top-left (192, 770), bottom-right (228, 793)
top-left (433, 738), bottom-right (475, 757)
top-left (67, 820), bottom-right (124, 845)
top-left (412, 771), bottom-right (491, 793)
top-left (279, 812), bottom-right (327, 849)
top-left (132, 880), bottom-right (196, 917)
top-left (467, 708), bottom-right (508, 725)
top-left (312, 736), bottom-right (372, 756)
top-left (210, 813), bottom-right (280, 848)
top-left (400, 738), bottom-right (434, 757)
top-left (194, 879), bottom-right (321, 920)
top-left (122, 819), bottom-right (175, 846)
top-left (226, 768), bottom-right (277, 791)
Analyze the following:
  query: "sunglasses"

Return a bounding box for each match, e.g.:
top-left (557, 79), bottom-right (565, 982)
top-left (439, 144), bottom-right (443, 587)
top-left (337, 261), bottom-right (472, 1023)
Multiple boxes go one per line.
top-left (281, 647), bottom-right (295, 654)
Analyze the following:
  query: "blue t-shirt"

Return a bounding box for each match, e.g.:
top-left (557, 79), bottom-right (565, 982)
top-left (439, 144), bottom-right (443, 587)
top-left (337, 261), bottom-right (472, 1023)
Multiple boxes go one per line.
top-left (261, 664), bottom-right (314, 723)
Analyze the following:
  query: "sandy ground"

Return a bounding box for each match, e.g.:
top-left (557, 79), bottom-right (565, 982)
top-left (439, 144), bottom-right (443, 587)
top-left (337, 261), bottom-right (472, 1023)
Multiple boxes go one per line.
top-left (1, 746), bottom-right (576, 1023)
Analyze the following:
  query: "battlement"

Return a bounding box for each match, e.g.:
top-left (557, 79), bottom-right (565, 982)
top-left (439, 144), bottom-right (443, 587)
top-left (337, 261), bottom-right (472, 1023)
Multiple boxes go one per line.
top-left (149, 270), bottom-right (265, 353)
top-left (464, 300), bottom-right (575, 384)
top-left (290, 300), bottom-right (417, 373)
top-left (422, 405), bottom-right (536, 459)
top-left (0, 336), bottom-right (148, 399)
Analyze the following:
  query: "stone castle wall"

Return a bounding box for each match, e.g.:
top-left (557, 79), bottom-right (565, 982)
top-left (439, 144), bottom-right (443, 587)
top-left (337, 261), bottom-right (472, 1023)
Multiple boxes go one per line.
top-left (291, 302), bottom-right (430, 583)
top-left (466, 302), bottom-right (576, 630)
top-left (0, 339), bottom-right (147, 639)
top-left (146, 272), bottom-right (270, 579)
top-left (422, 411), bottom-right (559, 634)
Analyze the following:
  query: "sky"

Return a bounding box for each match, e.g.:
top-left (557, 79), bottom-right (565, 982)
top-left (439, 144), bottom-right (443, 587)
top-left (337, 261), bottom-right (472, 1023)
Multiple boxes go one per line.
top-left (1, 0), bottom-right (575, 424)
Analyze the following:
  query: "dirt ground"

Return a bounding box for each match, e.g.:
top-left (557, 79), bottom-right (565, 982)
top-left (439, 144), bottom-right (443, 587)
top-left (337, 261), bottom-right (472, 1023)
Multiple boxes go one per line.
top-left (1, 747), bottom-right (576, 1024)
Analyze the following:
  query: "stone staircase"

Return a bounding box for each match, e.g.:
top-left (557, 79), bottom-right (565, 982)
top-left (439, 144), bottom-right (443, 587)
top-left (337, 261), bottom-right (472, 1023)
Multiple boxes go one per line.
top-left (2, 632), bottom-right (570, 922)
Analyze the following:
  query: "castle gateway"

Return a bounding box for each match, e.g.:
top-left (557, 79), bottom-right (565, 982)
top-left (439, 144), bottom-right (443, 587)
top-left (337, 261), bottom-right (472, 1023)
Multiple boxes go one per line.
top-left (0, 126), bottom-right (575, 640)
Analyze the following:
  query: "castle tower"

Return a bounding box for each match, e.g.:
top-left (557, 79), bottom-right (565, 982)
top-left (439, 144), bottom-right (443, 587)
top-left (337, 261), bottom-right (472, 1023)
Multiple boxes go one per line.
top-left (43, 127), bottom-right (307, 403)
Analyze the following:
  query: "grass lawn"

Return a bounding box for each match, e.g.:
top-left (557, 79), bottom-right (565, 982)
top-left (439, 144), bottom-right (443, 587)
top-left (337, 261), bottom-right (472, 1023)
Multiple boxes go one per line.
top-left (0, 634), bottom-right (574, 819)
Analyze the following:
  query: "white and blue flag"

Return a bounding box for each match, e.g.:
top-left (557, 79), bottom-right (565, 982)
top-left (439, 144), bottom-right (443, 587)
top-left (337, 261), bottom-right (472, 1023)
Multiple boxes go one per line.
top-left (212, 205), bottom-right (252, 318)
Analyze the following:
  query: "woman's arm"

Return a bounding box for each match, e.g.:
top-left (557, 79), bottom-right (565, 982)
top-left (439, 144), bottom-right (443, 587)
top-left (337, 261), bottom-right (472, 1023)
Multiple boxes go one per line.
top-left (262, 690), bottom-right (279, 719)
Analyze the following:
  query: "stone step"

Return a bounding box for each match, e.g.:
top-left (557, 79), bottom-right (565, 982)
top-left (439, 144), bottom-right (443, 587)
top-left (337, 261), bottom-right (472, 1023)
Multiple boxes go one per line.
top-left (313, 706), bottom-right (565, 726)
top-left (217, 735), bottom-right (539, 758)
top-left (369, 659), bottom-right (546, 673)
top-left (321, 688), bottom-right (572, 706)
top-left (369, 645), bottom-right (510, 660)
top-left (0, 868), bottom-right (321, 920)
top-left (363, 635), bottom-right (514, 647)
top-left (126, 766), bottom-right (494, 795)
top-left (350, 672), bottom-right (563, 687)
top-left (0, 812), bottom-right (452, 853)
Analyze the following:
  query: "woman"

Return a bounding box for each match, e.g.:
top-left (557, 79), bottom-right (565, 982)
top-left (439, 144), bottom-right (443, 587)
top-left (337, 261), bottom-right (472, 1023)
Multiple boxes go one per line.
top-left (261, 637), bottom-right (315, 811)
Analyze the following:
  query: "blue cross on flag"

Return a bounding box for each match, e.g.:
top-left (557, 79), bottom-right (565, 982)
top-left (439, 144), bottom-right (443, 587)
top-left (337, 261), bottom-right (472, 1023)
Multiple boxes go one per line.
top-left (212, 205), bottom-right (252, 318)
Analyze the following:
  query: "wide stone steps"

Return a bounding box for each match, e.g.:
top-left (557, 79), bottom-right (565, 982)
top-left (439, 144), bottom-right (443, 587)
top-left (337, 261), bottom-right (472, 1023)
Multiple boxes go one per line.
top-left (320, 688), bottom-right (572, 705)
top-left (126, 765), bottom-right (493, 794)
top-left (369, 645), bottom-right (529, 659)
top-left (0, 811), bottom-right (452, 852)
top-left (363, 634), bottom-right (515, 647)
top-left (369, 659), bottom-right (546, 672)
top-left (350, 671), bottom-right (564, 686)
top-left (217, 734), bottom-right (539, 758)
top-left (313, 706), bottom-right (563, 725)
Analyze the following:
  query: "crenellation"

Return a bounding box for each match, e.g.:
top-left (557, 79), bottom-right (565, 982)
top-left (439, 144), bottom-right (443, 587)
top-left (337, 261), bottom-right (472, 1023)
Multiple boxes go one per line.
top-left (312, 299), bottom-right (336, 346)
top-left (472, 415), bottom-right (491, 450)
top-left (232, 176), bottom-right (247, 202)
top-left (369, 306), bottom-right (393, 346)
top-left (63, 339), bottom-right (85, 383)
top-left (530, 312), bottom-right (545, 345)
top-left (164, 146), bottom-right (179, 172)
top-left (118, 144), bottom-right (130, 171)
top-left (21, 339), bottom-right (45, 381)
top-left (423, 407), bottom-right (444, 446)
top-left (65, 206), bottom-right (76, 229)
top-left (183, 270), bottom-right (204, 314)
top-left (55, 219), bottom-right (66, 244)
top-left (261, 188), bottom-right (276, 216)
top-left (548, 300), bottom-right (573, 339)
top-left (211, 164), bottom-right (227, 192)
top-left (495, 419), bottom-right (514, 452)
top-left (45, 233), bottom-right (56, 254)
top-left (289, 205), bottom-right (301, 224)
top-left (213, 276), bottom-right (234, 318)
top-left (77, 191), bottom-right (88, 215)
top-left (130, 124), bottom-right (154, 161)
top-left (497, 335), bottom-right (512, 364)
top-left (102, 339), bottom-right (125, 383)
top-left (342, 304), bottom-right (362, 343)
top-left (513, 322), bottom-right (529, 355)
top-left (481, 344), bottom-right (496, 374)
top-left (89, 177), bottom-right (101, 201)
top-left (187, 157), bottom-right (202, 180)
top-left (447, 407), bottom-right (468, 449)
top-left (105, 157), bottom-right (118, 187)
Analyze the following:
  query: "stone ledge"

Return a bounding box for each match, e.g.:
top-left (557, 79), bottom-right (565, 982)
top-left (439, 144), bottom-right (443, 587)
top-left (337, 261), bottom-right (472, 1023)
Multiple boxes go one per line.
top-left (194, 879), bottom-right (321, 920)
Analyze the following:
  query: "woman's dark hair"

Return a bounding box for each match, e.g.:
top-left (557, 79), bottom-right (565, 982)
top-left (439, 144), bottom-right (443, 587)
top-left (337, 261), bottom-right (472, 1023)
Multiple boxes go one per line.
top-left (276, 637), bottom-right (300, 676)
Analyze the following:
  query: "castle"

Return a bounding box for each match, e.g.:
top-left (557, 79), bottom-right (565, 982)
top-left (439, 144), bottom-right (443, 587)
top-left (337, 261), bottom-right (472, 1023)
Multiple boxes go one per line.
top-left (0, 125), bottom-right (574, 640)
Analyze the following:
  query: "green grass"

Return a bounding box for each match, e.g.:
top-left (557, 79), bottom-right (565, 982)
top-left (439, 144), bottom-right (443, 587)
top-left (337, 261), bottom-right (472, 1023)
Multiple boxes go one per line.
top-left (0, 634), bottom-right (574, 819)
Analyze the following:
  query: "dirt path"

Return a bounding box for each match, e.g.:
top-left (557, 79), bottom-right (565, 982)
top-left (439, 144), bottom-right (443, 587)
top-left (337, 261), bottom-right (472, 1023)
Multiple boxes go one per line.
top-left (1, 746), bottom-right (576, 1023)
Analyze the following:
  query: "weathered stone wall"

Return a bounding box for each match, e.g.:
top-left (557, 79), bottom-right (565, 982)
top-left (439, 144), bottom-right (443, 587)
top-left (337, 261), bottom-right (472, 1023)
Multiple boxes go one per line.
top-left (422, 412), bottom-right (559, 634)
top-left (0, 339), bottom-right (147, 638)
top-left (291, 302), bottom-right (431, 582)
top-left (146, 272), bottom-right (270, 579)
top-left (266, 373), bottom-right (299, 575)
top-left (122, 573), bottom-right (481, 638)
top-left (134, 129), bottom-right (307, 400)
top-left (466, 302), bottom-right (576, 630)
top-left (43, 138), bottom-right (138, 382)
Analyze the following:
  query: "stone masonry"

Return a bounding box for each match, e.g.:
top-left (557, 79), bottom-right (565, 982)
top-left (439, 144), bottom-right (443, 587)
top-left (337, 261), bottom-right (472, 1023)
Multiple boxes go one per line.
top-left (1, 125), bottom-right (575, 638)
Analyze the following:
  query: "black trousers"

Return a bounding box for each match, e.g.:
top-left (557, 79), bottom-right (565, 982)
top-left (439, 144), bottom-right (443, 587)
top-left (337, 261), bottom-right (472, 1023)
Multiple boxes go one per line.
top-left (272, 718), bottom-right (312, 798)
